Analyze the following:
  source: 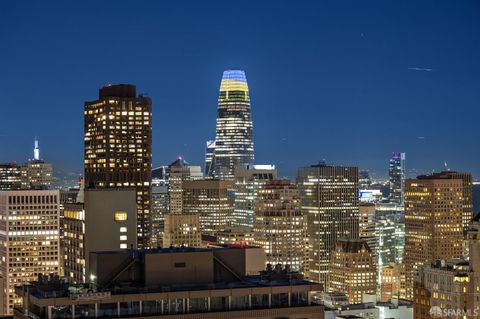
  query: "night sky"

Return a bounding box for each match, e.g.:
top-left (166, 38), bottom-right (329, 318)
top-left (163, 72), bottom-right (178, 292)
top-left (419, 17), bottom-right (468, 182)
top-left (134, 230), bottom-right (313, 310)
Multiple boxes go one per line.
top-left (1, 1), bottom-right (479, 179)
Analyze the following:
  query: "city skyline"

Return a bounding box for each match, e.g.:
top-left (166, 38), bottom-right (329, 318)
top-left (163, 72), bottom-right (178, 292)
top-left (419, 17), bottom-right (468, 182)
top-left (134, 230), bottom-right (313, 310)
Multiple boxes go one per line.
top-left (1, 1), bottom-right (480, 179)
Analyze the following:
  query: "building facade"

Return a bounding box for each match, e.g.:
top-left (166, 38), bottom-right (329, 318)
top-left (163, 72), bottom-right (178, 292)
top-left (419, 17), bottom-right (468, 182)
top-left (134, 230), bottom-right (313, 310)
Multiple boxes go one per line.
top-left (15, 248), bottom-right (323, 319)
top-left (359, 203), bottom-right (376, 256)
top-left (233, 164), bottom-right (277, 227)
top-left (404, 175), bottom-right (464, 300)
top-left (328, 239), bottom-right (376, 305)
top-left (182, 179), bottom-right (234, 234)
top-left (62, 188), bottom-right (137, 284)
top-left (297, 162), bottom-right (359, 286)
top-left (163, 213), bottom-right (202, 248)
top-left (253, 179), bottom-right (305, 271)
top-left (167, 157), bottom-right (203, 215)
top-left (0, 164), bottom-right (23, 190)
top-left (388, 152), bottom-right (405, 205)
top-left (84, 84), bottom-right (152, 248)
top-left (210, 70), bottom-right (254, 180)
top-left (0, 190), bottom-right (60, 315)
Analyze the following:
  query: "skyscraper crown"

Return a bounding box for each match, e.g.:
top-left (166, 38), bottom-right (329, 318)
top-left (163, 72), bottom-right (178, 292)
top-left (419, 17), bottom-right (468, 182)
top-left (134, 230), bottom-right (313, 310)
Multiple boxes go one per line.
top-left (221, 70), bottom-right (247, 83)
top-left (220, 70), bottom-right (249, 92)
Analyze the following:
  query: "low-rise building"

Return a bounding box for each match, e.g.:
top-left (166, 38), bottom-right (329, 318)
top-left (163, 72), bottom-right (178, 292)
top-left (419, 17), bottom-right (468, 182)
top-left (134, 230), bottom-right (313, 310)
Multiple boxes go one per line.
top-left (14, 247), bottom-right (323, 319)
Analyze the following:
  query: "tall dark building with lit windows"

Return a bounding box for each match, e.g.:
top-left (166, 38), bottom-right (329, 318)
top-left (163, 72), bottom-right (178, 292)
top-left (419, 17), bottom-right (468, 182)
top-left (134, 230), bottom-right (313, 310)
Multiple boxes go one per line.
top-left (210, 70), bottom-right (254, 180)
top-left (297, 161), bottom-right (359, 287)
top-left (389, 152), bottom-right (405, 204)
top-left (84, 84), bottom-right (152, 248)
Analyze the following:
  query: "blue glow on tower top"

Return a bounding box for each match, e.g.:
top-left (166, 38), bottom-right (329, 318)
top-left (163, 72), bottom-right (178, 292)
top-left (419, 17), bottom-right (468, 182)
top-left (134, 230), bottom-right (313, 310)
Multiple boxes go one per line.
top-left (222, 70), bottom-right (247, 83)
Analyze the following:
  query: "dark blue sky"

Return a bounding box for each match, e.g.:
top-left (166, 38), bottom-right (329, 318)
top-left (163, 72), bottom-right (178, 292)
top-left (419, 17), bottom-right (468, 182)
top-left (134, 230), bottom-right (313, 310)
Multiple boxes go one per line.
top-left (1, 1), bottom-right (479, 179)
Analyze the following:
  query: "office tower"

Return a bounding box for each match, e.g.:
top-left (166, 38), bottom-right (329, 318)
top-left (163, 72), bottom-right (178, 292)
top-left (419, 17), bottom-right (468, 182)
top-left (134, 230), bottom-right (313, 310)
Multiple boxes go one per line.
top-left (0, 190), bottom-right (60, 315)
top-left (233, 164), bottom-right (277, 227)
top-left (388, 152), bottom-right (405, 205)
top-left (359, 203), bottom-right (376, 255)
top-left (252, 179), bottom-right (305, 271)
top-left (0, 163), bottom-right (23, 190)
top-left (414, 259), bottom-right (480, 319)
top-left (375, 203), bottom-right (405, 267)
top-left (21, 138), bottom-right (53, 190)
top-left (404, 174), bottom-right (464, 300)
top-left (163, 213), bottom-right (202, 248)
top-left (328, 239), bottom-right (376, 304)
top-left (216, 226), bottom-right (253, 245)
top-left (379, 262), bottom-right (402, 302)
top-left (22, 161), bottom-right (53, 190)
top-left (62, 188), bottom-right (137, 284)
top-left (151, 165), bottom-right (168, 187)
top-left (211, 70), bottom-right (254, 180)
top-left (423, 171), bottom-right (473, 235)
top-left (151, 165), bottom-right (169, 247)
top-left (167, 157), bottom-right (203, 214)
top-left (297, 161), bottom-right (359, 286)
top-left (359, 169), bottom-right (372, 189)
top-left (182, 179), bottom-right (234, 234)
top-left (16, 247), bottom-right (324, 319)
top-left (151, 184), bottom-right (168, 247)
top-left (84, 84), bottom-right (152, 248)
top-left (204, 140), bottom-right (216, 177)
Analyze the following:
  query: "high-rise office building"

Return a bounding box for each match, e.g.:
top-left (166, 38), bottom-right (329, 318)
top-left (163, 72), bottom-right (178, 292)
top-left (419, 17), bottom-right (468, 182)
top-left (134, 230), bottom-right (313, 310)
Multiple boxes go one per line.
top-left (204, 140), bottom-right (216, 178)
top-left (379, 262), bottom-right (403, 302)
top-left (328, 238), bottom-right (376, 304)
top-left (84, 84), bottom-right (152, 248)
top-left (151, 166), bottom-right (168, 247)
top-left (163, 213), bottom-right (202, 248)
top-left (167, 157), bottom-right (203, 214)
top-left (22, 138), bottom-right (53, 190)
top-left (233, 164), bottom-right (277, 227)
top-left (375, 203), bottom-right (405, 267)
top-left (182, 179), bottom-right (234, 234)
top-left (359, 203), bottom-right (376, 255)
top-left (0, 163), bottom-right (23, 190)
top-left (253, 179), bottom-right (305, 271)
top-left (297, 161), bottom-right (359, 286)
top-left (388, 152), bottom-right (405, 205)
top-left (0, 190), bottom-right (60, 315)
top-left (404, 174), bottom-right (464, 300)
top-left (359, 169), bottom-right (372, 189)
top-left (423, 171), bottom-right (473, 235)
top-left (211, 70), bottom-right (254, 180)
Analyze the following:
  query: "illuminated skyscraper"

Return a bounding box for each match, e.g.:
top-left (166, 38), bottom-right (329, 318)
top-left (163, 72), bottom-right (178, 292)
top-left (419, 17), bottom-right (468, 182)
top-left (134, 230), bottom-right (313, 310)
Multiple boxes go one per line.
top-left (84, 84), bottom-right (152, 248)
top-left (297, 161), bottom-right (359, 287)
top-left (328, 239), bottom-right (376, 304)
top-left (388, 152), bottom-right (405, 204)
top-left (211, 70), bottom-right (254, 180)
top-left (253, 179), bottom-right (305, 271)
top-left (0, 163), bottom-right (23, 190)
top-left (204, 140), bottom-right (216, 177)
top-left (404, 174), bottom-right (464, 300)
top-left (0, 190), bottom-right (60, 315)
top-left (182, 179), bottom-right (234, 234)
top-left (167, 157), bottom-right (203, 214)
top-left (233, 164), bottom-right (277, 227)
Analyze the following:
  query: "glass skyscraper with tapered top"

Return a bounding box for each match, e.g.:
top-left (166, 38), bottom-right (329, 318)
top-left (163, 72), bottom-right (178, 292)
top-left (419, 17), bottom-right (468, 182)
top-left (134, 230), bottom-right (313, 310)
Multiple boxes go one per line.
top-left (211, 70), bottom-right (254, 180)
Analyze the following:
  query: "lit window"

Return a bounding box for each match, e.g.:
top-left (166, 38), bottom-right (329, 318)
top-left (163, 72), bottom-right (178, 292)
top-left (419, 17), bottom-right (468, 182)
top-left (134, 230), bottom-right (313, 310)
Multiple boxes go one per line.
top-left (120, 227), bottom-right (127, 233)
top-left (114, 211), bottom-right (127, 221)
top-left (120, 235), bottom-right (127, 241)
top-left (120, 243), bottom-right (128, 249)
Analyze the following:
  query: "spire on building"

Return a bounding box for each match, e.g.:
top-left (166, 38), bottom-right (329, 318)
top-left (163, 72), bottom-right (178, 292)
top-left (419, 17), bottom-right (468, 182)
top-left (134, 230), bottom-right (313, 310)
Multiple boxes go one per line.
top-left (34, 137), bottom-right (40, 161)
